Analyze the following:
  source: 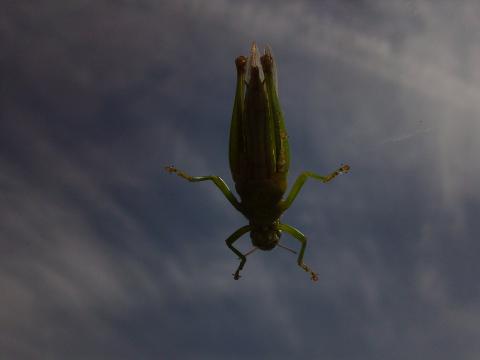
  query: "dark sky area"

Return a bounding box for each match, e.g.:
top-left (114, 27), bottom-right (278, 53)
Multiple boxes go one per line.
top-left (2, 1), bottom-right (480, 359)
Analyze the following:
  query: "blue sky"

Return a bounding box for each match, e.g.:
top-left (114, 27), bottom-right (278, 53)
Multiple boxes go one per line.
top-left (2, 1), bottom-right (480, 359)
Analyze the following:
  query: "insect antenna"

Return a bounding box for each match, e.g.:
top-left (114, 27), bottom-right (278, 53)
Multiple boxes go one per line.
top-left (244, 247), bottom-right (258, 257)
top-left (277, 243), bottom-right (297, 254)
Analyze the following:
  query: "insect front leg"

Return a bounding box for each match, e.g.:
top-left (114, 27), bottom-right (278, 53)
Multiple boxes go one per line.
top-left (278, 223), bottom-right (318, 281)
top-left (279, 164), bottom-right (350, 211)
top-left (225, 225), bottom-right (251, 280)
top-left (165, 165), bottom-right (242, 213)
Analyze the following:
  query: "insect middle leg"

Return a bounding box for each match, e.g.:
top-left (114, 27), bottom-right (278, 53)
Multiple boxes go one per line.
top-left (225, 225), bottom-right (251, 280)
top-left (278, 223), bottom-right (318, 281)
top-left (280, 164), bottom-right (350, 211)
top-left (165, 165), bottom-right (242, 212)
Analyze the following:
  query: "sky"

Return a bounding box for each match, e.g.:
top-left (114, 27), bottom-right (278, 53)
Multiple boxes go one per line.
top-left (1, 0), bottom-right (480, 359)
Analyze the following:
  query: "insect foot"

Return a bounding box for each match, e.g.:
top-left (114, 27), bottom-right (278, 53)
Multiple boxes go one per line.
top-left (300, 262), bottom-right (318, 282)
top-left (164, 165), bottom-right (177, 174)
top-left (339, 164), bottom-right (351, 174)
top-left (164, 165), bottom-right (193, 181)
top-left (233, 261), bottom-right (246, 280)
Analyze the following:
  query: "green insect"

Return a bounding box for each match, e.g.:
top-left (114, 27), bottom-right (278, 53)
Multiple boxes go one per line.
top-left (166, 43), bottom-right (349, 281)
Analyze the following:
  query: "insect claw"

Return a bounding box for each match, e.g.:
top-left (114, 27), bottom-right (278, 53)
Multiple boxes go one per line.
top-left (164, 165), bottom-right (177, 174)
top-left (339, 164), bottom-right (351, 174)
top-left (233, 272), bottom-right (241, 280)
top-left (299, 262), bottom-right (318, 281)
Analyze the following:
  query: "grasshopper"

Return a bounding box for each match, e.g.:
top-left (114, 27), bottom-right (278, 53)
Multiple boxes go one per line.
top-left (166, 43), bottom-right (349, 281)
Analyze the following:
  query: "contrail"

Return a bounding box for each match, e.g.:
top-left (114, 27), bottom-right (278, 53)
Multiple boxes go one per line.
top-left (376, 126), bottom-right (434, 147)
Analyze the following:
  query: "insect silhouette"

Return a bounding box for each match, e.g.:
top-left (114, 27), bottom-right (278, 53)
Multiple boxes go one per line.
top-left (166, 43), bottom-right (349, 281)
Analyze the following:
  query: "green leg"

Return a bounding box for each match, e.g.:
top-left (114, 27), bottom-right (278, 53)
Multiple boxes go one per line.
top-left (165, 165), bottom-right (242, 213)
top-left (280, 164), bottom-right (350, 211)
top-left (278, 223), bottom-right (318, 281)
top-left (225, 225), bottom-right (251, 280)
